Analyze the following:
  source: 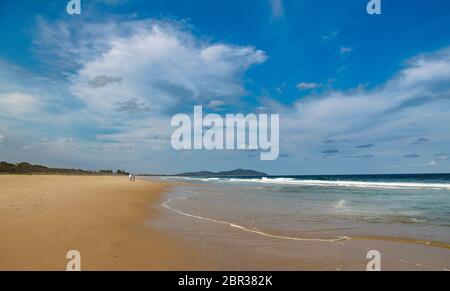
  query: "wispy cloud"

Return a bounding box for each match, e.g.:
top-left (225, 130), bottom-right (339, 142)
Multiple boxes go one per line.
top-left (283, 48), bottom-right (450, 137)
top-left (268, 47), bottom-right (450, 171)
top-left (206, 100), bottom-right (226, 111)
top-left (115, 98), bottom-right (153, 114)
top-left (340, 47), bottom-right (353, 54)
top-left (346, 154), bottom-right (375, 159)
top-left (88, 75), bottom-right (122, 88)
top-left (434, 153), bottom-right (449, 160)
top-left (322, 31), bottom-right (339, 41)
top-left (0, 92), bottom-right (44, 118)
top-left (322, 149), bottom-right (339, 154)
top-left (296, 82), bottom-right (321, 91)
top-left (268, 0), bottom-right (285, 20)
top-left (356, 143), bottom-right (375, 148)
top-left (323, 139), bottom-right (349, 144)
top-left (404, 153), bottom-right (420, 159)
top-left (410, 137), bottom-right (429, 145)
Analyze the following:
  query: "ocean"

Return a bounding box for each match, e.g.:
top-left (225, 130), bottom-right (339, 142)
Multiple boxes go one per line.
top-left (158, 174), bottom-right (450, 245)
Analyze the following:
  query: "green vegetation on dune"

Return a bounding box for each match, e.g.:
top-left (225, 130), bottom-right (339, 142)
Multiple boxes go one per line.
top-left (0, 162), bottom-right (129, 176)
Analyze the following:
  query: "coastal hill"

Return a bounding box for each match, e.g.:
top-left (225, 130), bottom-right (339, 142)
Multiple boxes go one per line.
top-left (0, 161), bottom-right (128, 175)
top-left (177, 169), bottom-right (268, 177)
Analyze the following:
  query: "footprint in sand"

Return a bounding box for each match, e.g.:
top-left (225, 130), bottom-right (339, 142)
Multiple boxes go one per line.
top-left (111, 240), bottom-right (120, 258)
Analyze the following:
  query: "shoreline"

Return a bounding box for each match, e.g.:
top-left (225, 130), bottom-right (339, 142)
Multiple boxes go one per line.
top-left (155, 181), bottom-right (450, 271)
top-left (163, 192), bottom-right (450, 249)
top-left (163, 195), bottom-right (450, 249)
top-left (0, 175), bottom-right (210, 270)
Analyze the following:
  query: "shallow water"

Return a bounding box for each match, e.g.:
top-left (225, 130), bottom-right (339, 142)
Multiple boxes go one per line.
top-left (159, 174), bottom-right (450, 244)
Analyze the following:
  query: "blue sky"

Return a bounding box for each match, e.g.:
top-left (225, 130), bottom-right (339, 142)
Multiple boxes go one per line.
top-left (0, 0), bottom-right (450, 174)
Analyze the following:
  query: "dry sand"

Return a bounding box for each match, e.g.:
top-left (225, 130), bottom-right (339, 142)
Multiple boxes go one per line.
top-left (0, 175), bottom-right (209, 270)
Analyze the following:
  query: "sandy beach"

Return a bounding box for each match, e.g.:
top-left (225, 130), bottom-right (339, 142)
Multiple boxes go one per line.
top-left (1, 175), bottom-right (449, 271)
top-left (0, 175), bottom-right (209, 270)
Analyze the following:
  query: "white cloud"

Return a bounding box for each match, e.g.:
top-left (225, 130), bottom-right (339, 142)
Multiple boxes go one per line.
top-left (277, 47), bottom-right (450, 160)
top-left (340, 47), bottom-right (352, 54)
top-left (393, 49), bottom-right (450, 88)
top-left (0, 134), bottom-right (4, 143)
top-left (207, 100), bottom-right (226, 110)
top-left (38, 20), bottom-right (268, 115)
top-left (296, 82), bottom-right (321, 90)
top-left (0, 92), bottom-right (43, 117)
top-left (16, 18), bottom-right (269, 169)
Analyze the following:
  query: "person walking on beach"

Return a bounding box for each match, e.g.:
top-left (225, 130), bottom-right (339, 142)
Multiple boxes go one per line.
top-left (129, 173), bottom-right (132, 182)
